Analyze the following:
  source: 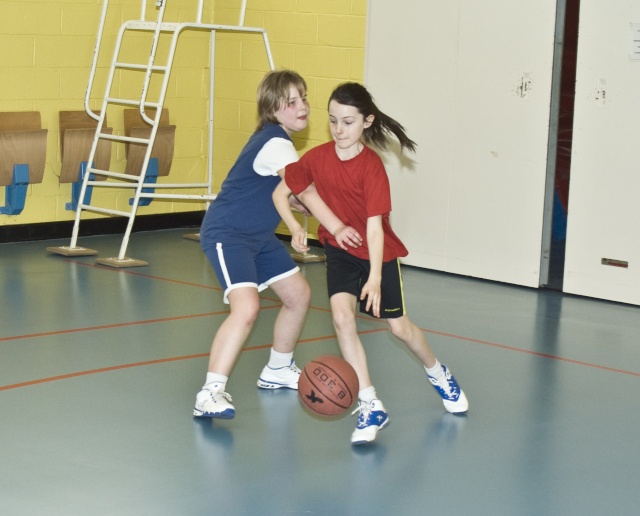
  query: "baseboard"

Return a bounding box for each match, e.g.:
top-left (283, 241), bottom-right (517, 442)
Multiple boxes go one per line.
top-left (0, 211), bottom-right (206, 244)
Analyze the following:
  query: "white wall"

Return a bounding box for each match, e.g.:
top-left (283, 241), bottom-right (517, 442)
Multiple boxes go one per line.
top-left (365, 0), bottom-right (559, 287)
top-left (563, 1), bottom-right (640, 305)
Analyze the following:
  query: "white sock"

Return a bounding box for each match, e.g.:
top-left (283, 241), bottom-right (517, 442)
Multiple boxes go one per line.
top-left (425, 360), bottom-right (444, 379)
top-left (268, 349), bottom-right (293, 369)
top-left (358, 385), bottom-right (377, 403)
top-left (205, 372), bottom-right (228, 392)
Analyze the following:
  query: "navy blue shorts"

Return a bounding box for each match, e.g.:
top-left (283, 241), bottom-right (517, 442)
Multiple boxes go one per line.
top-left (202, 237), bottom-right (299, 303)
top-left (324, 243), bottom-right (406, 319)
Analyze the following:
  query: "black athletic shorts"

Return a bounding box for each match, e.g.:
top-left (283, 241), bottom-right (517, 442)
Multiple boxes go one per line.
top-left (324, 243), bottom-right (406, 319)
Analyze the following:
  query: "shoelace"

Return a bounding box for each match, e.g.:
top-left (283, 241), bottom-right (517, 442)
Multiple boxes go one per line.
top-left (431, 373), bottom-right (459, 399)
top-left (207, 390), bottom-right (232, 403)
top-left (288, 363), bottom-right (301, 374)
top-left (351, 400), bottom-right (370, 421)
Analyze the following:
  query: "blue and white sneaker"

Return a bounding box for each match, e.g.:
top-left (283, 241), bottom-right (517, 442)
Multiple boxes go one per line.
top-left (193, 384), bottom-right (235, 419)
top-left (351, 399), bottom-right (390, 445)
top-left (427, 364), bottom-right (469, 414)
top-left (257, 360), bottom-right (301, 390)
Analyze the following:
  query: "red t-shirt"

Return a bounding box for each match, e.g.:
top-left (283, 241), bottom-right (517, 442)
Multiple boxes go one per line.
top-left (285, 142), bottom-right (408, 262)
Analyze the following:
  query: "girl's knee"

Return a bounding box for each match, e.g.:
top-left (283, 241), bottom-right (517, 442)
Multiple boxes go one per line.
top-left (388, 317), bottom-right (414, 341)
top-left (277, 275), bottom-right (311, 309)
top-left (330, 293), bottom-right (358, 332)
top-left (284, 282), bottom-right (311, 311)
top-left (299, 280), bottom-right (311, 306)
top-left (239, 305), bottom-right (260, 326)
top-left (230, 297), bottom-right (260, 326)
top-left (332, 309), bottom-right (356, 332)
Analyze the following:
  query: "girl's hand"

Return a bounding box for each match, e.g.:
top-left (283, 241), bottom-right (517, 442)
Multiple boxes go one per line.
top-left (290, 226), bottom-right (310, 253)
top-left (334, 225), bottom-right (363, 250)
top-left (360, 279), bottom-right (381, 318)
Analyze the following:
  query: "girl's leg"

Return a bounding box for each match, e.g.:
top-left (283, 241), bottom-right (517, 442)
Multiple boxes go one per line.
top-left (257, 271), bottom-right (310, 389)
top-left (332, 292), bottom-right (389, 445)
top-left (207, 287), bottom-right (261, 375)
top-left (385, 315), bottom-right (437, 369)
top-left (386, 315), bottom-right (468, 414)
top-left (269, 271), bottom-right (310, 354)
top-left (330, 292), bottom-right (372, 389)
top-left (194, 287), bottom-right (260, 419)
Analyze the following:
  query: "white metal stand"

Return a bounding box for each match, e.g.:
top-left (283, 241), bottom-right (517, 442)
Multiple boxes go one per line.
top-left (47, 0), bottom-right (274, 267)
top-left (289, 211), bottom-right (325, 264)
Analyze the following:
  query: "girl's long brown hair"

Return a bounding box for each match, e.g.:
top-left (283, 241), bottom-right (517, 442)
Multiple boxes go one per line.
top-left (329, 82), bottom-right (416, 153)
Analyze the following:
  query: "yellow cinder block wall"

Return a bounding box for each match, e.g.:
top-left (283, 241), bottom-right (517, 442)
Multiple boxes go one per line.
top-left (0, 0), bottom-right (368, 242)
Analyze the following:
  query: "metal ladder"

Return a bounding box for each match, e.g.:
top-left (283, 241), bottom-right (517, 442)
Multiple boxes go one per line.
top-left (47, 0), bottom-right (274, 267)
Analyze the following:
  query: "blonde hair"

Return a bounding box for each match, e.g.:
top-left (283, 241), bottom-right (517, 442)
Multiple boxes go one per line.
top-left (256, 69), bottom-right (307, 131)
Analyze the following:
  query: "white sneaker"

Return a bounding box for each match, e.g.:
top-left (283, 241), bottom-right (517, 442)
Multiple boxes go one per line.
top-left (427, 364), bottom-right (469, 414)
top-left (257, 359), bottom-right (301, 390)
top-left (193, 383), bottom-right (235, 419)
top-left (350, 399), bottom-right (390, 445)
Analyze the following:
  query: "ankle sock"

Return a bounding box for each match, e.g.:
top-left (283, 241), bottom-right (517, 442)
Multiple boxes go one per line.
top-left (268, 349), bottom-right (293, 369)
top-left (425, 360), bottom-right (444, 379)
top-left (358, 385), bottom-right (377, 403)
top-left (205, 372), bottom-right (228, 392)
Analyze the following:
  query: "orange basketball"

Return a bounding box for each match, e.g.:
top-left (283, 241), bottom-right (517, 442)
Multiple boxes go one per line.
top-left (298, 355), bottom-right (359, 416)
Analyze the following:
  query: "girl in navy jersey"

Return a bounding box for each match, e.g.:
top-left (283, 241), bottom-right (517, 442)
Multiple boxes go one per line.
top-left (273, 82), bottom-right (469, 445)
top-left (193, 70), bottom-right (313, 419)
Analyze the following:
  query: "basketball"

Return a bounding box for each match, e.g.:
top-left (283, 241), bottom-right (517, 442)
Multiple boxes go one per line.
top-left (298, 355), bottom-right (359, 416)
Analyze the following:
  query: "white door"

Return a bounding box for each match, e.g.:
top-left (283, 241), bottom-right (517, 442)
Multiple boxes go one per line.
top-left (563, 1), bottom-right (640, 306)
top-left (365, 0), bottom-right (559, 287)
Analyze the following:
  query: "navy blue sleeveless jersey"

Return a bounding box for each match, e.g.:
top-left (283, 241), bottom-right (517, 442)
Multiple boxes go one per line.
top-left (200, 123), bottom-right (291, 246)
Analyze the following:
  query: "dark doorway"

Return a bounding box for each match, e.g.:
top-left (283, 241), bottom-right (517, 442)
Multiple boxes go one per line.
top-left (547, 0), bottom-right (580, 291)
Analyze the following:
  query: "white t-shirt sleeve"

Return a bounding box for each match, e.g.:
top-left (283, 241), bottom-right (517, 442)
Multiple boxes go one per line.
top-left (253, 137), bottom-right (299, 177)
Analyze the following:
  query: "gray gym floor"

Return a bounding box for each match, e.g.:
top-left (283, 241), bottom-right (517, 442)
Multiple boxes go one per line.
top-left (1, 228), bottom-right (639, 515)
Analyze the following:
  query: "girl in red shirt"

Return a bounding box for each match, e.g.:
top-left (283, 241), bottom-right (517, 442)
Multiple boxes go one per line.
top-left (273, 82), bottom-right (469, 445)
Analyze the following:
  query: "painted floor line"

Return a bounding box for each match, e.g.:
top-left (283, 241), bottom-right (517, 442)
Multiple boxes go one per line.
top-left (0, 329), bottom-right (388, 391)
top-left (2, 322), bottom-right (637, 392)
top-left (426, 328), bottom-right (640, 377)
top-left (0, 312), bottom-right (226, 343)
top-left (67, 259), bottom-right (223, 291)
